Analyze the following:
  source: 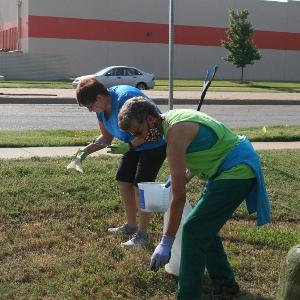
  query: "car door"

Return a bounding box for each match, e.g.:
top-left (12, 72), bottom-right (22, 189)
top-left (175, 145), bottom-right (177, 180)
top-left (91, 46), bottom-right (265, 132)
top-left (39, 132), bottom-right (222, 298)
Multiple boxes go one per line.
top-left (123, 67), bottom-right (140, 87)
top-left (101, 67), bottom-right (124, 87)
top-left (112, 67), bottom-right (127, 86)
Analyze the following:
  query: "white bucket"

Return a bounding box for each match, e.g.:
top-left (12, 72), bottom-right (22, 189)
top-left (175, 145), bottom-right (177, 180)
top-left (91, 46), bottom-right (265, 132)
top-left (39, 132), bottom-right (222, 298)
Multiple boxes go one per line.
top-left (138, 182), bottom-right (171, 212)
top-left (164, 201), bottom-right (193, 276)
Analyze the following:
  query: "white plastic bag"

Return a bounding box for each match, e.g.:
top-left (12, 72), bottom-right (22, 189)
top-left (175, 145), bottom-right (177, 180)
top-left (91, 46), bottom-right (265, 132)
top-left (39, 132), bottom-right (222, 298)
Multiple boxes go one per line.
top-left (163, 201), bottom-right (193, 276)
top-left (66, 157), bottom-right (83, 173)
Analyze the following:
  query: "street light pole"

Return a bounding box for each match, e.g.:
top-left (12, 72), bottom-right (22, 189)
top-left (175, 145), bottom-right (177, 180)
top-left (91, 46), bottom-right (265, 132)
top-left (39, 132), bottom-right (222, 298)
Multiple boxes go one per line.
top-left (17, 0), bottom-right (22, 51)
top-left (168, 0), bottom-right (174, 110)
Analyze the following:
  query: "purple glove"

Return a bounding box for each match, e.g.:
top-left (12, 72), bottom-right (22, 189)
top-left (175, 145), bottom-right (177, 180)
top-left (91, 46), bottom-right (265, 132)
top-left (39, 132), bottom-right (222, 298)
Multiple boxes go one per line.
top-left (150, 235), bottom-right (175, 272)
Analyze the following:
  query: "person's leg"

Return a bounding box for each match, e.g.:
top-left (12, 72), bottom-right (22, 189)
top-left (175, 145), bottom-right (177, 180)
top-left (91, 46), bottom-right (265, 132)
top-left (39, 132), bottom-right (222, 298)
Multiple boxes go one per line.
top-left (118, 181), bottom-right (137, 228)
top-left (204, 234), bottom-right (240, 296)
top-left (108, 150), bottom-right (139, 235)
top-left (134, 145), bottom-right (166, 234)
top-left (177, 178), bottom-right (256, 300)
top-left (134, 187), bottom-right (150, 234)
top-left (205, 234), bottom-right (235, 284)
top-left (122, 145), bottom-right (166, 247)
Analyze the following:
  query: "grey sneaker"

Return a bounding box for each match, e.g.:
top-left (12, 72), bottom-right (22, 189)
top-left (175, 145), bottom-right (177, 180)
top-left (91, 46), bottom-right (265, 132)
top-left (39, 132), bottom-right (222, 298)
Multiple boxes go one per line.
top-left (122, 232), bottom-right (150, 248)
top-left (107, 223), bottom-right (137, 235)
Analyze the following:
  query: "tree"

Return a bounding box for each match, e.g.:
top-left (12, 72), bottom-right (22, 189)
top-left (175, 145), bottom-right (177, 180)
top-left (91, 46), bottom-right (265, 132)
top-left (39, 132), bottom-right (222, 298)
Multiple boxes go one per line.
top-left (221, 9), bottom-right (262, 82)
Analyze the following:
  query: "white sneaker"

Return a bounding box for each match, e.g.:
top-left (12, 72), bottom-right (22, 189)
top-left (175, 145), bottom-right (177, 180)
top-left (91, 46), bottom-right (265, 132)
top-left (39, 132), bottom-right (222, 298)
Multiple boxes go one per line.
top-left (107, 223), bottom-right (137, 235)
top-left (122, 232), bottom-right (150, 248)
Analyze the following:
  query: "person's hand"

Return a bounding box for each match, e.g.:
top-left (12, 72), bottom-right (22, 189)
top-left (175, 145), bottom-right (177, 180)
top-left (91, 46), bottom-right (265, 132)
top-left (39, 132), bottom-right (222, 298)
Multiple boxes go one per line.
top-left (150, 235), bottom-right (175, 272)
top-left (107, 142), bottom-right (131, 154)
top-left (72, 147), bottom-right (89, 161)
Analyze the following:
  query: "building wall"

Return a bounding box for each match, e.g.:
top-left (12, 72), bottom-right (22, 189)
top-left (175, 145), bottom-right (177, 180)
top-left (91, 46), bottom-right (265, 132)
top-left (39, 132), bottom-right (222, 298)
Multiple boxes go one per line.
top-left (0, 52), bottom-right (69, 80)
top-left (0, 0), bottom-right (18, 25)
top-left (1, 0), bottom-right (300, 80)
top-left (0, 0), bottom-right (17, 50)
top-left (28, 0), bottom-right (168, 23)
top-left (0, 0), bottom-right (29, 51)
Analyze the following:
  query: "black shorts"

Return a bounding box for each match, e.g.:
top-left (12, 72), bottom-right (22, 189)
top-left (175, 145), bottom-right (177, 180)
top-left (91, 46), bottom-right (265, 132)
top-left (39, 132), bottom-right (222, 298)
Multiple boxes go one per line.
top-left (116, 144), bottom-right (166, 186)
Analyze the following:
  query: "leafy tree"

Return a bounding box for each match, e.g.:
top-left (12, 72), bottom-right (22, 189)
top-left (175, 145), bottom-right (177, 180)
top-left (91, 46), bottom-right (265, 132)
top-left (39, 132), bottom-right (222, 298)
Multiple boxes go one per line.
top-left (221, 9), bottom-right (262, 82)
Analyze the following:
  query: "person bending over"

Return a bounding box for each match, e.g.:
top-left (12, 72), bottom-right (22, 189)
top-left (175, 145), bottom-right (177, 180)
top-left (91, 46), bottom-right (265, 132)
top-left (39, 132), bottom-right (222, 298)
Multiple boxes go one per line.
top-left (117, 97), bottom-right (270, 299)
top-left (74, 79), bottom-right (166, 247)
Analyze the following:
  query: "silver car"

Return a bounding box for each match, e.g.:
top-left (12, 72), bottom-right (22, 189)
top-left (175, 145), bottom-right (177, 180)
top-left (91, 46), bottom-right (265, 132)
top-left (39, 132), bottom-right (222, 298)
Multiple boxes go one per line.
top-left (72, 66), bottom-right (155, 90)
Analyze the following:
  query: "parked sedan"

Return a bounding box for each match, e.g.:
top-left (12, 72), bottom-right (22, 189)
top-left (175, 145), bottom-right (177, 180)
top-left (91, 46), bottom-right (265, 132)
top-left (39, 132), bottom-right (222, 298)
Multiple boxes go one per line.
top-left (72, 66), bottom-right (155, 90)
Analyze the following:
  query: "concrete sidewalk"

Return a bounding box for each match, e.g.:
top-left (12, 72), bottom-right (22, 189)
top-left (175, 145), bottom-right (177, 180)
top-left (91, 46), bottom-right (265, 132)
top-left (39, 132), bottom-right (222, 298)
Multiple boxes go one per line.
top-left (0, 142), bottom-right (300, 159)
top-left (1, 88), bottom-right (300, 105)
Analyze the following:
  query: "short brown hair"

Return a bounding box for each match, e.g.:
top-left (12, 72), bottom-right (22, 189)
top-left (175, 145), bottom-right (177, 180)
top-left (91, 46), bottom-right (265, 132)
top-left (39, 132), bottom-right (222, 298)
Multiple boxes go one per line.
top-left (76, 77), bottom-right (109, 107)
top-left (118, 97), bottom-right (159, 131)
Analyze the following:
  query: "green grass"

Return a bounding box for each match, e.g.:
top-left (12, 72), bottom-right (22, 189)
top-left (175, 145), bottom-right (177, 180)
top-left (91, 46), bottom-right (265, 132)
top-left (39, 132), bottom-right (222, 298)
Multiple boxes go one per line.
top-left (0, 150), bottom-right (299, 299)
top-left (1, 79), bottom-right (300, 92)
top-left (0, 79), bottom-right (74, 89)
top-left (155, 80), bottom-right (300, 93)
top-left (0, 125), bottom-right (299, 148)
top-left (232, 125), bottom-right (300, 142)
top-left (0, 129), bottom-right (100, 148)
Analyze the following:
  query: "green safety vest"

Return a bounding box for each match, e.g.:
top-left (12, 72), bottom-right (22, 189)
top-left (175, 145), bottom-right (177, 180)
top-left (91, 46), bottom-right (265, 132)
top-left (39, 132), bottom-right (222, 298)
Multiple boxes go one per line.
top-left (162, 109), bottom-right (244, 179)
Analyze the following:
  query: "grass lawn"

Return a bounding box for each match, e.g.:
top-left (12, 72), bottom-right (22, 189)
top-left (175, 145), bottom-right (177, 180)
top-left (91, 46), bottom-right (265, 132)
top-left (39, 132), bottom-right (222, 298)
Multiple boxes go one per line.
top-left (155, 80), bottom-right (300, 93)
top-left (1, 79), bottom-right (300, 93)
top-left (0, 80), bottom-right (73, 89)
top-left (0, 150), bottom-right (299, 299)
top-left (0, 125), bottom-right (299, 148)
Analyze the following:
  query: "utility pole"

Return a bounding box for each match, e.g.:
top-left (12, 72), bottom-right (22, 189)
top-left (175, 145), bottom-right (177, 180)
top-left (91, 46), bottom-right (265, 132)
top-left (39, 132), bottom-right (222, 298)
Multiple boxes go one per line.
top-left (168, 0), bottom-right (174, 110)
top-left (17, 0), bottom-right (22, 51)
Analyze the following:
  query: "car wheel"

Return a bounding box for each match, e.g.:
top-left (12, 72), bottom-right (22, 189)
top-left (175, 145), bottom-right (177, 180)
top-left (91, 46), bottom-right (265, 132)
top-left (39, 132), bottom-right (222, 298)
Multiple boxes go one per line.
top-left (136, 82), bottom-right (147, 90)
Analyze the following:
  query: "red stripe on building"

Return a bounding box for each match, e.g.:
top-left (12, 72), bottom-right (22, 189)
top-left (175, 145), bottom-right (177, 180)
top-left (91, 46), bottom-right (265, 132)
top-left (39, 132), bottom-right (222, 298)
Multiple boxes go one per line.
top-left (28, 15), bottom-right (300, 51)
top-left (28, 16), bottom-right (169, 44)
top-left (254, 30), bottom-right (300, 51)
top-left (174, 25), bottom-right (226, 46)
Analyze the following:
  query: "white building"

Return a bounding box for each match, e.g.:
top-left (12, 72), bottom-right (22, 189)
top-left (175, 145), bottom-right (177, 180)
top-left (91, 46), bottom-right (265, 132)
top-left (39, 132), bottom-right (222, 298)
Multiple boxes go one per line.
top-left (0, 0), bottom-right (300, 80)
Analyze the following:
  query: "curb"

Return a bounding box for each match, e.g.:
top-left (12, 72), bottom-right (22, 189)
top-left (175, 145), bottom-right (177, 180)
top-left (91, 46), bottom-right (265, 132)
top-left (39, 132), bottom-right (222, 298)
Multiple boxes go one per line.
top-left (1, 97), bottom-right (300, 105)
top-left (1, 142), bottom-right (300, 159)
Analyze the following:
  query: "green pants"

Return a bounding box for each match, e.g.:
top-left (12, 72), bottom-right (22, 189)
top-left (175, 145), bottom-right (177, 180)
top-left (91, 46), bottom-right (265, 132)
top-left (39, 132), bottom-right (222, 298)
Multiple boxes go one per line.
top-left (177, 178), bottom-right (256, 300)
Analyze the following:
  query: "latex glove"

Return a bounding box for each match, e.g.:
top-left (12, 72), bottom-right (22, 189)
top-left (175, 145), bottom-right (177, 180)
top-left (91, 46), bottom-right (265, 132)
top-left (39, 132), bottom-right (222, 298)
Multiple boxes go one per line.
top-left (107, 142), bottom-right (130, 154)
top-left (72, 147), bottom-right (89, 161)
top-left (150, 235), bottom-right (175, 272)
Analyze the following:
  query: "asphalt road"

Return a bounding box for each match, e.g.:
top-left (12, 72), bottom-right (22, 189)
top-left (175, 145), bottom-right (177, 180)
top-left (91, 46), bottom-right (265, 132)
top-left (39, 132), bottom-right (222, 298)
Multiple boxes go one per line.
top-left (1, 103), bottom-right (299, 130)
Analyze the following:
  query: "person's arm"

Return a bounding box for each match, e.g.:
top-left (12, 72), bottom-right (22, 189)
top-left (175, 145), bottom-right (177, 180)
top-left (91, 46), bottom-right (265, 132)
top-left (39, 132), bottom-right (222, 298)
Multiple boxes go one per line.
top-left (85, 121), bottom-right (113, 154)
top-left (107, 127), bottom-right (146, 154)
top-left (150, 122), bottom-right (199, 271)
top-left (130, 136), bottom-right (146, 148)
top-left (107, 135), bottom-right (145, 154)
top-left (164, 123), bottom-right (198, 237)
top-left (73, 121), bottom-right (113, 160)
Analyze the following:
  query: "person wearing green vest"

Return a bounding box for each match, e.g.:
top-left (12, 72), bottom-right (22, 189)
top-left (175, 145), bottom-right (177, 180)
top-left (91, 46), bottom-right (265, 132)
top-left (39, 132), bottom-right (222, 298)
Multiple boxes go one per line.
top-left (117, 97), bottom-right (270, 300)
